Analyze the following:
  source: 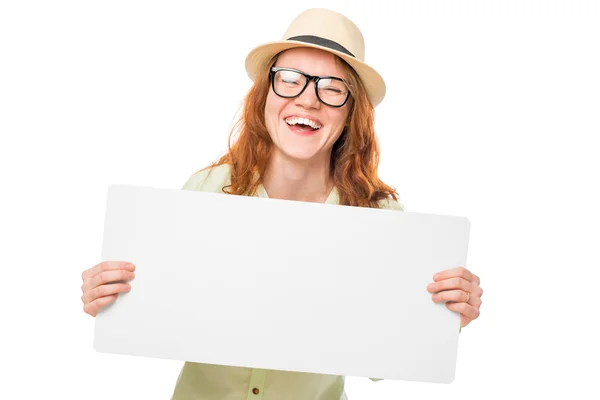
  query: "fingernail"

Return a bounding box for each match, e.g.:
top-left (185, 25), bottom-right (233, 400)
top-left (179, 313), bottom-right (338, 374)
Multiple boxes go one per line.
top-left (433, 273), bottom-right (440, 279)
top-left (428, 283), bottom-right (435, 290)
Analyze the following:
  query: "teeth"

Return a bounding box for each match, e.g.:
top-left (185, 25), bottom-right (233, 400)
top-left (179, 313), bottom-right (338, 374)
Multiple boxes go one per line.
top-left (285, 117), bottom-right (322, 130)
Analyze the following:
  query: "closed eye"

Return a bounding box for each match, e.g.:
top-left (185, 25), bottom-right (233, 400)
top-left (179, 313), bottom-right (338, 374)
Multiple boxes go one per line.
top-left (323, 87), bottom-right (343, 94)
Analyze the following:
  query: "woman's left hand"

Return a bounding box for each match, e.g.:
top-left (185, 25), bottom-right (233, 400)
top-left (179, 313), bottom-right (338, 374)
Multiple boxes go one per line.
top-left (427, 266), bottom-right (483, 329)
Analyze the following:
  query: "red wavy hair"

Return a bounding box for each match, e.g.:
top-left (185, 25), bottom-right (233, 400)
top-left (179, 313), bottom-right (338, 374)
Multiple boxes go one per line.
top-left (196, 51), bottom-right (400, 208)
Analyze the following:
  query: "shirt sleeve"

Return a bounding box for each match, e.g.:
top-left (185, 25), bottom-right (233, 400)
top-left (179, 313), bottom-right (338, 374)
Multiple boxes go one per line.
top-left (181, 170), bottom-right (209, 191)
top-left (377, 197), bottom-right (406, 211)
top-left (180, 164), bottom-right (231, 193)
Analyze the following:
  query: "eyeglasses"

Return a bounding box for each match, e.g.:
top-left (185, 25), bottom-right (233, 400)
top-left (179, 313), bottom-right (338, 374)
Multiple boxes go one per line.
top-left (269, 67), bottom-right (351, 108)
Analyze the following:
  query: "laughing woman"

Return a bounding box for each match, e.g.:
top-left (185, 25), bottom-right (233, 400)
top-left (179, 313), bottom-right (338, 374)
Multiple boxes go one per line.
top-left (80, 8), bottom-right (483, 400)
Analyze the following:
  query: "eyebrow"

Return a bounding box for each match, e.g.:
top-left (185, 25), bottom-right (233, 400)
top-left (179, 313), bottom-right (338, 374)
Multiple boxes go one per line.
top-left (274, 66), bottom-right (346, 81)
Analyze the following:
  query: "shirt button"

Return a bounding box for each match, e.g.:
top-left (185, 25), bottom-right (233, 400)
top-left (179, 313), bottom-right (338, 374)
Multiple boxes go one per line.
top-left (252, 388), bottom-right (260, 395)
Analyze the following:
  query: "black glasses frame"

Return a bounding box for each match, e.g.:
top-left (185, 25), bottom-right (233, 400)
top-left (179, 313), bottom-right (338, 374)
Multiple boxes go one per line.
top-left (269, 67), bottom-right (351, 108)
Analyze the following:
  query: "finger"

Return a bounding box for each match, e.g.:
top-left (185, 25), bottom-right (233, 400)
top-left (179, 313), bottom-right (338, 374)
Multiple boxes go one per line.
top-left (82, 261), bottom-right (135, 282)
top-left (81, 262), bottom-right (135, 291)
top-left (472, 284), bottom-right (483, 298)
top-left (82, 282), bottom-right (131, 305)
top-left (431, 289), bottom-right (470, 304)
top-left (89, 269), bottom-right (135, 290)
top-left (446, 301), bottom-right (480, 320)
top-left (433, 266), bottom-right (473, 283)
top-left (427, 276), bottom-right (473, 293)
top-left (83, 294), bottom-right (118, 317)
top-left (466, 290), bottom-right (483, 307)
top-left (471, 273), bottom-right (480, 286)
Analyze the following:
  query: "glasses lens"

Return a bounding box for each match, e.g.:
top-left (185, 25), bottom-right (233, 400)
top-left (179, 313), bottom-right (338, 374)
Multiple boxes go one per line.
top-left (317, 78), bottom-right (349, 107)
top-left (273, 70), bottom-right (306, 97)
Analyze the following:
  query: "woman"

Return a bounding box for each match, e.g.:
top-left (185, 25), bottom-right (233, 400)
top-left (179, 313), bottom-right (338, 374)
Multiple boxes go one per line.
top-left (80, 8), bottom-right (483, 400)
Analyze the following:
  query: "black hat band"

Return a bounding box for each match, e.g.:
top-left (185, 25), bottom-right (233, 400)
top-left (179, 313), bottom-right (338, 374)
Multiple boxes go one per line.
top-left (287, 35), bottom-right (355, 58)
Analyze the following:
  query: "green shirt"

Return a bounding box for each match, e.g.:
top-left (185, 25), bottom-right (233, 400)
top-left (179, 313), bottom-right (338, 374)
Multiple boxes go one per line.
top-left (171, 164), bottom-right (405, 400)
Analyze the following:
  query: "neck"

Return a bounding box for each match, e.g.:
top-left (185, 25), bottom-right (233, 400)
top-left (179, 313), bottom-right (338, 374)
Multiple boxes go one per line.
top-left (262, 150), bottom-right (333, 203)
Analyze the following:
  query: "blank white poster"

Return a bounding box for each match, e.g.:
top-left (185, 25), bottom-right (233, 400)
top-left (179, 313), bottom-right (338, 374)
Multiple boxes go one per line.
top-left (94, 184), bottom-right (470, 383)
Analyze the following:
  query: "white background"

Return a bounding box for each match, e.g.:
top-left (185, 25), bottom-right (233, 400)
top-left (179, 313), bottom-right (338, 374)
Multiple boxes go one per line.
top-left (1, 0), bottom-right (598, 399)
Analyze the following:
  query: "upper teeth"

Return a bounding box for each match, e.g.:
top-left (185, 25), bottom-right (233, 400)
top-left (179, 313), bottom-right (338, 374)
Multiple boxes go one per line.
top-left (285, 117), bottom-right (322, 130)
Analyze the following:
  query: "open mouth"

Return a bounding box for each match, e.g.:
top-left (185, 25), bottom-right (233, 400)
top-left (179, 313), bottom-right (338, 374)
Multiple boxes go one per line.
top-left (284, 117), bottom-right (322, 132)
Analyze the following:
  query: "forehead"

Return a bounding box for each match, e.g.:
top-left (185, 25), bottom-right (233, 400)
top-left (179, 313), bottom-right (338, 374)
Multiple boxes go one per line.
top-left (274, 47), bottom-right (346, 78)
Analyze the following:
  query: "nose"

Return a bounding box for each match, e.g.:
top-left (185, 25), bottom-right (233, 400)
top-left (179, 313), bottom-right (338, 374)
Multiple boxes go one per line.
top-left (294, 80), bottom-right (321, 110)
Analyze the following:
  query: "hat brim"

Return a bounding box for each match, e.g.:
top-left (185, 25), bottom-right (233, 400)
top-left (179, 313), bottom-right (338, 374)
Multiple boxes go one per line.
top-left (245, 40), bottom-right (386, 108)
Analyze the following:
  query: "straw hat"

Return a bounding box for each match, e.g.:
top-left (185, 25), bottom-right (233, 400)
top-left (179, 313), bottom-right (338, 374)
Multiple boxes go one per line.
top-left (245, 8), bottom-right (386, 107)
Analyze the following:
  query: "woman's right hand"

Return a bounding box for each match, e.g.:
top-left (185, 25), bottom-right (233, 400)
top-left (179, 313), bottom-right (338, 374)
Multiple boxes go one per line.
top-left (81, 261), bottom-right (136, 317)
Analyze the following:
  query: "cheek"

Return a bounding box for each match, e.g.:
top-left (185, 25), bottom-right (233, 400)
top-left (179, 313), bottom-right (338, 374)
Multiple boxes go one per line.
top-left (264, 93), bottom-right (285, 129)
top-left (264, 94), bottom-right (274, 122)
top-left (327, 110), bottom-right (350, 137)
top-left (328, 127), bottom-right (345, 148)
